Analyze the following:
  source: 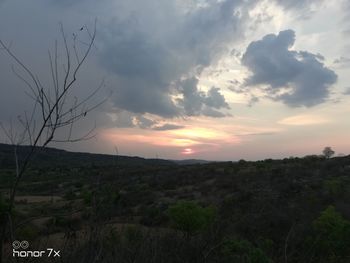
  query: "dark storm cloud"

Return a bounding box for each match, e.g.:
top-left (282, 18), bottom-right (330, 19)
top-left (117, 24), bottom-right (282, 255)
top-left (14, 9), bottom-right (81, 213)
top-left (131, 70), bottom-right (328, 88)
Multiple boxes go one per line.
top-left (0, 0), bottom-right (334, 133)
top-left (99, 0), bottom-right (248, 118)
top-left (242, 30), bottom-right (337, 107)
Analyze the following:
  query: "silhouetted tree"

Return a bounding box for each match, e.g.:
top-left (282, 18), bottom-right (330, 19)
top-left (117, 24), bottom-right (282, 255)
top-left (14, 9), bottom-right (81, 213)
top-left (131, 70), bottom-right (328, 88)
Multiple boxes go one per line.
top-left (322, 147), bottom-right (335, 159)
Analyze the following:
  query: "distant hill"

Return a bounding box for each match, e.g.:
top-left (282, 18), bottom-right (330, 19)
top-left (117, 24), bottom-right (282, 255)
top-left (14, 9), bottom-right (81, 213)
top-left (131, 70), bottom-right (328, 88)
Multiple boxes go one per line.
top-left (173, 159), bottom-right (213, 165)
top-left (0, 143), bottom-right (175, 168)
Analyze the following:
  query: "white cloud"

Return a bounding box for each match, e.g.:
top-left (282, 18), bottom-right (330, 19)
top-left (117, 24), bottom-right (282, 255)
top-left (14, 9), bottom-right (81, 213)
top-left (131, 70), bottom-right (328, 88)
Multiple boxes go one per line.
top-left (278, 114), bottom-right (330, 125)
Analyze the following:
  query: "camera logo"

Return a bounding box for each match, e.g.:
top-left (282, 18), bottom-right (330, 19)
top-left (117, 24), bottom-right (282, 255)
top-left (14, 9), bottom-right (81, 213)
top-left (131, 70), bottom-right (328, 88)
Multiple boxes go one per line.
top-left (12, 240), bottom-right (60, 258)
top-left (12, 240), bottom-right (29, 250)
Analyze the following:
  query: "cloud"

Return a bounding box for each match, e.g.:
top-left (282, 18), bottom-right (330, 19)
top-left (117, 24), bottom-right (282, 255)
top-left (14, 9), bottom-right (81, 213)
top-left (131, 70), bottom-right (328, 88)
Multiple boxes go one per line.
top-left (247, 95), bottom-right (259, 107)
top-left (342, 1), bottom-right (350, 35)
top-left (278, 114), bottom-right (329, 125)
top-left (343, 87), bottom-right (350, 95)
top-left (275, 0), bottom-right (320, 9)
top-left (1, 0), bottom-right (329, 118)
top-left (242, 30), bottom-right (337, 107)
top-left (49, 0), bottom-right (94, 8)
top-left (271, 0), bottom-right (327, 21)
top-left (334, 56), bottom-right (350, 68)
top-left (99, 0), bottom-right (249, 118)
top-left (205, 87), bottom-right (230, 109)
top-left (236, 131), bottom-right (277, 136)
top-left (133, 115), bottom-right (156, 129)
top-left (105, 108), bottom-right (186, 130)
top-left (176, 77), bottom-right (230, 117)
top-left (152, 124), bottom-right (184, 131)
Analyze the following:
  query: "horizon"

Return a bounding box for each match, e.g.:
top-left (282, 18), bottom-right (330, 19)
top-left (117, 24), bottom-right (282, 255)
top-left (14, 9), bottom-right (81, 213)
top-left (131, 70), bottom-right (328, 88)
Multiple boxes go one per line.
top-left (1, 0), bottom-right (350, 161)
top-left (0, 142), bottom-right (343, 163)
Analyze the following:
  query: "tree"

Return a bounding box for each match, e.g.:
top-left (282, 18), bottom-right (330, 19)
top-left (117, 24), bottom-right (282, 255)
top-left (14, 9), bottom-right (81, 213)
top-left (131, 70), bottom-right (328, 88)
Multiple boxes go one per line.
top-left (0, 20), bottom-right (104, 263)
top-left (322, 147), bottom-right (335, 159)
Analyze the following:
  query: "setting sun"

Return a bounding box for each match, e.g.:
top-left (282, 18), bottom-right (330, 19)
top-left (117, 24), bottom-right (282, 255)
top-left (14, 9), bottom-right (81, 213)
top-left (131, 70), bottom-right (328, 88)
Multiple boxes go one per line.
top-left (181, 148), bottom-right (194, 155)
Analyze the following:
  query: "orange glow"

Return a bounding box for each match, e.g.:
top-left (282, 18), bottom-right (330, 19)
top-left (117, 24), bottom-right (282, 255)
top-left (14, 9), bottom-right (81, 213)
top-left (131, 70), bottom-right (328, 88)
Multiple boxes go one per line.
top-left (101, 122), bottom-right (245, 157)
top-left (170, 127), bottom-right (224, 140)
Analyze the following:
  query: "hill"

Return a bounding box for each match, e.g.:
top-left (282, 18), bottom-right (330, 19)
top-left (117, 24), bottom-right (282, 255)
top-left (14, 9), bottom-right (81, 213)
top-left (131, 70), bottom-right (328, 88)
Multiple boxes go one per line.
top-left (0, 143), bottom-right (175, 168)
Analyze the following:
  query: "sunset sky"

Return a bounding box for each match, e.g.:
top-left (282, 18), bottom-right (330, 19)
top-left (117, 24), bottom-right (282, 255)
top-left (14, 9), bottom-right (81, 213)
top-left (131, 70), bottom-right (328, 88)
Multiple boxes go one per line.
top-left (1, 0), bottom-right (350, 161)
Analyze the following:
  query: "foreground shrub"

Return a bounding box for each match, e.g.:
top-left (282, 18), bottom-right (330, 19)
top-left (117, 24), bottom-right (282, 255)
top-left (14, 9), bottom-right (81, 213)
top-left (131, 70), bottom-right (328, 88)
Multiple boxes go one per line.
top-left (306, 205), bottom-right (350, 262)
top-left (221, 238), bottom-right (272, 263)
top-left (167, 201), bottom-right (216, 236)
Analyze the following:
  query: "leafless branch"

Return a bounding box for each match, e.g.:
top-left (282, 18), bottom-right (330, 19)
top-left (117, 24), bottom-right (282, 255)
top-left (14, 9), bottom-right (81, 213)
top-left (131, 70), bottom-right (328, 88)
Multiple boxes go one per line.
top-left (0, 20), bottom-right (104, 263)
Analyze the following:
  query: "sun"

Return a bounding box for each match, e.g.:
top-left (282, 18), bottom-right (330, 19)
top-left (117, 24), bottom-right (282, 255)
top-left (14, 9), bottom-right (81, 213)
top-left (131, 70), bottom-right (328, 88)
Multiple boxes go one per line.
top-left (181, 148), bottom-right (194, 155)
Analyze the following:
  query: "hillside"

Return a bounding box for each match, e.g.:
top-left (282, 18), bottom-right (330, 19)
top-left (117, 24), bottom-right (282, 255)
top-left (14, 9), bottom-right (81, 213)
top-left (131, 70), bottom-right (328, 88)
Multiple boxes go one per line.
top-left (0, 143), bottom-right (175, 168)
top-left (0, 148), bottom-right (350, 262)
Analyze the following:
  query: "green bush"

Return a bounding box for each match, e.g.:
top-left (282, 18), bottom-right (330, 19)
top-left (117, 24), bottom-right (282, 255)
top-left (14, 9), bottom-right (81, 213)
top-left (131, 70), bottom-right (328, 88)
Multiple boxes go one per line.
top-left (222, 238), bottom-right (272, 263)
top-left (167, 201), bottom-right (216, 236)
top-left (308, 206), bottom-right (350, 262)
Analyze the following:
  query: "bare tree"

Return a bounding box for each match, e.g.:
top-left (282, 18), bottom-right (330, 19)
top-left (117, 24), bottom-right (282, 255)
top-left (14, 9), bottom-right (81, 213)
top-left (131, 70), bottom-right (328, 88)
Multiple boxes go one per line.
top-left (0, 20), bottom-right (104, 263)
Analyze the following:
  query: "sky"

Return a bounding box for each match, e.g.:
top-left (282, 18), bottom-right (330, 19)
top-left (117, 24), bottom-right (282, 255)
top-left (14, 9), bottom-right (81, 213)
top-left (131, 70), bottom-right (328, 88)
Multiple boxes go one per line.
top-left (0, 0), bottom-right (350, 161)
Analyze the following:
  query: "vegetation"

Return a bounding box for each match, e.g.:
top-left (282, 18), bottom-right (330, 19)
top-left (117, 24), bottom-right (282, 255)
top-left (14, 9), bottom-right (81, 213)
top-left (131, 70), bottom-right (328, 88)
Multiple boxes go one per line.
top-left (168, 201), bottom-right (216, 236)
top-left (0, 144), bottom-right (350, 262)
top-left (307, 206), bottom-right (350, 262)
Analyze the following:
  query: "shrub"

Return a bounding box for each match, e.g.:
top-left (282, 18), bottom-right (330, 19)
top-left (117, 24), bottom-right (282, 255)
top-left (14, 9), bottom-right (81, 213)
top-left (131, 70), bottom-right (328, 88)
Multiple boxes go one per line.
top-left (222, 238), bottom-right (272, 263)
top-left (167, 201), bottom-right (216, 236)
top-left (308, 206), bottom-right (350, 262)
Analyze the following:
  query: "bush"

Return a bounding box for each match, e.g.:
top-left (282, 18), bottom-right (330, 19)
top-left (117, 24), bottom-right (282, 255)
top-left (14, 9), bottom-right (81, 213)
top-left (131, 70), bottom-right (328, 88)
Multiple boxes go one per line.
top-left (167, 201), bottom-right (216, 236)
top-left (308, 206), bottom-right (350, 262)
top-left (221, 238), bottom-right (272, 263)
